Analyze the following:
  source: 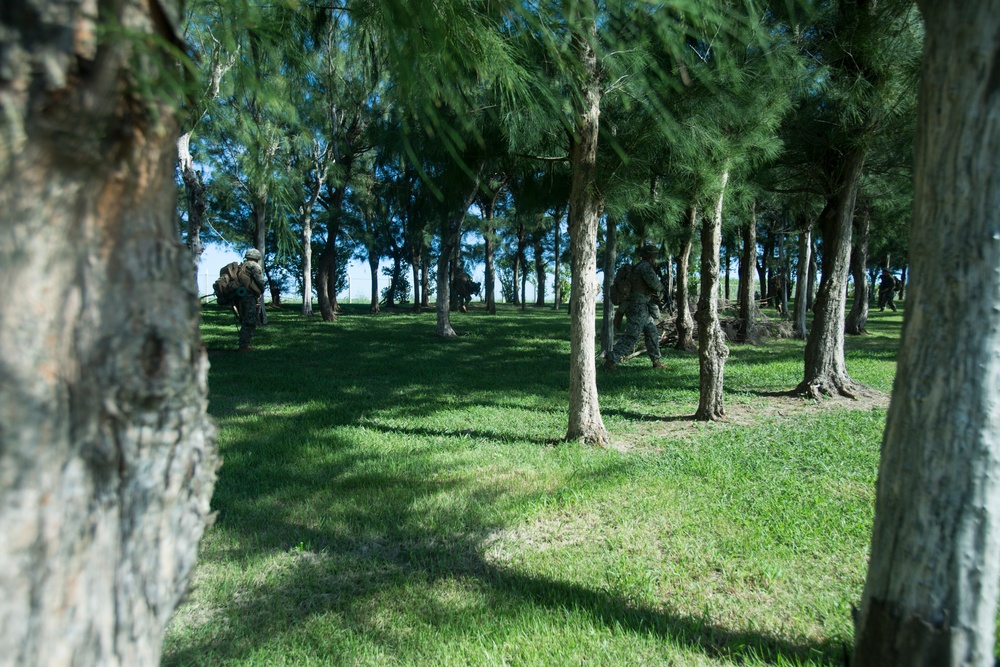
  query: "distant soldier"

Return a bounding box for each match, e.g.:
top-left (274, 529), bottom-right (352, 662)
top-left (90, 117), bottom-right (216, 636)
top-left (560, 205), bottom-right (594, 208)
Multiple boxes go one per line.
top-left (878, 268), bottom-right (898, 312)
top-left (604, 243), bottom-right (666, 370)
top-left (237, 249), bottom-right (266, 350)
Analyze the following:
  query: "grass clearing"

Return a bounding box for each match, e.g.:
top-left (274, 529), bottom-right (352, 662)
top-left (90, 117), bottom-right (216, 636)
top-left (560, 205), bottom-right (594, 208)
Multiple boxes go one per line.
top-left (163, 302), bottom-right (904, 666)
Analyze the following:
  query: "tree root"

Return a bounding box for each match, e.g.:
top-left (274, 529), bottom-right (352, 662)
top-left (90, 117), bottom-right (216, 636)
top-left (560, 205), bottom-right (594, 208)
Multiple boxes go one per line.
top-left (794, 376), bottom-right (859, 400)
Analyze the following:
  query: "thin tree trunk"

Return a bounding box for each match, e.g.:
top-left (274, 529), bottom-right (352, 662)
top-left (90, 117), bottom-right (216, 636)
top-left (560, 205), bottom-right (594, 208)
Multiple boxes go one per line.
top-left (724, 243), bottom-right (731, 302)
top-left (675, 206), bottom-right (698, 350)
top-left (565, 2), bottom-right (607, 445)
top-left (410, 242), bottom-right (422, 312)
top-left (0, 5), bottom-right (218, 664)
top-left (807, 237), bottom-right (817, 310)
top-left (737, 204), bottom-right (759, 343)
top-left (421, 261), bottom-right (430, 309)
top-left (368, 252), bottom-right (379, 313)
top-left (601, 216), bottom-right (617, 357)
top-left (845, 207), bottom-right (872, 335)
top-left (793, 224), bottom-right (812, 339)
top-left (553, 207), bottom-right (564, 310)
top-left (695, 171), bottom-right (730, 421)
top-left (796, 150), bottom-right (865, 399)
top-left (853, 3), bottom-right (1000, 663)
top-left (435, 179), bottom-right (479, 337)
top-left (899, 265), bottom-right (907, 301)
top-left (534, 236), bottom-right (546, 306)
top-left (299, 173), bottom-right (324, 318)
top-left (177, 132), bottom-right (206, 276)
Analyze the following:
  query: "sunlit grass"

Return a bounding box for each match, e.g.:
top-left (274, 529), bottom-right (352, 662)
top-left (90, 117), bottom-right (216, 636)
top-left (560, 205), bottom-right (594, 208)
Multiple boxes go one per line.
top-left (164, 299), bottom-right (903, 666)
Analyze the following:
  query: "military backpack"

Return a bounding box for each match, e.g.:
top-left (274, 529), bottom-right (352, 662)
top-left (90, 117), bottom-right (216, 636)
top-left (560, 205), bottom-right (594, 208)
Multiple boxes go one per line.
top-left (213, 261), bottom-right (261, 306)
top-left (609, 262), bottom-right (634, 306)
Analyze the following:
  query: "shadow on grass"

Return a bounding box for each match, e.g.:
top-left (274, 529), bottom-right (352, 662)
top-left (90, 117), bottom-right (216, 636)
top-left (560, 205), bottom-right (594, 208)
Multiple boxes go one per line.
top-left (166, 439), bottom-right (847, 667)
top-left (170, 306), bottom-right (865, 666)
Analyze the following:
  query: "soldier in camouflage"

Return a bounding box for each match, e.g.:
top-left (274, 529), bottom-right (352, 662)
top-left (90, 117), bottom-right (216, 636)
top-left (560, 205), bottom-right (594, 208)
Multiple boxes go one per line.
top-left (604, 243), bottom-right (666, 370)
top-left (237, 248), bottom-right (266, 351)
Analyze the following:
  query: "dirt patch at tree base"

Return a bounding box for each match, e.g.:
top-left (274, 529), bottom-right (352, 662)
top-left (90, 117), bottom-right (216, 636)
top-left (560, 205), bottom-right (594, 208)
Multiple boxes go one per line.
top-left (608, 386), bottom-right (890, 453)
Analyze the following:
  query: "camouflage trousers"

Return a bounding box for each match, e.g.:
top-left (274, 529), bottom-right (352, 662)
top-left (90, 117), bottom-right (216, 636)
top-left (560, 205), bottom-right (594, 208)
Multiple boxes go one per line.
top-left (608, 299), bottom-right (660, 363)
top-left (237, 296), bottom-right (260, 348)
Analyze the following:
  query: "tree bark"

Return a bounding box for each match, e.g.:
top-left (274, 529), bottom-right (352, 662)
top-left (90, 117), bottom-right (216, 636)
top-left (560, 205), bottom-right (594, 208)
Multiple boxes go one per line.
top-left (177, 132), bottom-right (206, 276)
top-left (600, 216), bottom-right (618, 357)
top-left (435, 178), bottom-right (479, 337)
top-left (0, 4), bottom-right (218, 665)
top-left (852, 3), bottom-right (1000, 664)
top-left (553, 207), bottom-right (564, 310)
top-left (674, 206), bottom-right (698, 350)
top-left (368, 251), bottom-right (380, 314)
top-left (534, 236), bottom-right (546, 306)
top-left (565, 2), bottom-right (607, 446)
top-left (736, 204), bottom-right (759, 343)
top-left (793, 224), bottom-right (812, 340)
top-left (845, 206), bottom-right (872, 335)
top-left (695, 171), bottom-right (730, 421)
top-left (795, 149), bottom-right (864, 399)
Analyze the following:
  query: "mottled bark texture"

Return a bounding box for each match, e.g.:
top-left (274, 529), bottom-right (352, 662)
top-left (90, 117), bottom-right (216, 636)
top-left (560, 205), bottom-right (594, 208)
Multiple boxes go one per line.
top-left (796, 150), bottom-right (864, 399)
top-left (565, 2), bottom-right (607, 445)
top-left (852, 2), bottom-right (1000, 664)
top-left (177, 132), bottom-right (205, 273)
top-left (845, 207), bottom-right (871, 335)
top-left (674, 206), bottom-right (698, 350)
top-left (695, 172), bottom-right (730, 421)
top-left (0, 3), bottom-right (219, 666)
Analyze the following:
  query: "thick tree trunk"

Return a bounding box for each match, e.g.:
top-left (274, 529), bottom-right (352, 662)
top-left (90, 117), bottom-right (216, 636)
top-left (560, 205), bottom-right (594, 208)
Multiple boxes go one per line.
top-left (853, 4), bottom-right (1000, 664)
top-left (177, 132), bottom-right (206, 276)
top-left (553, 208), bottom-right (564, 310)
top-left (736, 205), bottom-right (759, 343)
top-left (600, 217), bottom-right (618, 357)
top-left (793, 225), bottom-right (812, 339)
top-left (316, 218), bottom-right (342, 322)
top-left (695, 172), bottom-right (730, 421)
top-left (0, 4), bottom-right (218, 665)
top-left (675, 206), bottom-right (698, 350)
top-left (845, 207), bottom-right (871, 335)
top-left (565, 4), bottom-right (607, 446)
top-left (796, 150), bottom-right (864, 399)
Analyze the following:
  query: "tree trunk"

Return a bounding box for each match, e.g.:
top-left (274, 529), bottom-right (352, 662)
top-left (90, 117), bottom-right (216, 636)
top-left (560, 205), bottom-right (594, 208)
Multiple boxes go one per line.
top-left (0, 5), bottom-right (218, 665)
top-left (845, 206), bottom-right (872, 335)
top-left (695, 171), bottom-right (730, 421)
top-left (485, 231), bottom-right (497, 314)
top-left (367, 252), bottom-right (379, 314)
top-left (301, 211), bottom-right (314, 316)
top-left (534, 237), bottom-right (546, 306)
top-left (675, 206), bottom-right (698, 350)
top-left (724, 243), bottom-right (731, 302)
top-left (410, 242), bottom-right (422, 312)
top-left (807, 237), bottom-right (817, 310)
top-left (796, 150), bottom-right (865, 399)
top-left (553, 208), bottom-right (564, 310)
top-left (793, 225), bottom-right (811, 339)
top-left (601, 216), bottom-right (618, 357)
top-left (899, 264), bottom-right (907, 301)
top-left (853, 3), bottom-right (1000, 664)
top-left (435, 179), bottom-right (479, 337)
top-left (177, 132), bottom-right (206, 277)
top-left (421, 261), bottom-right (430, 309)
top-left (736, 204), bottom-right (759, 343)
top-left (565, 2), bottom-right (607, 446)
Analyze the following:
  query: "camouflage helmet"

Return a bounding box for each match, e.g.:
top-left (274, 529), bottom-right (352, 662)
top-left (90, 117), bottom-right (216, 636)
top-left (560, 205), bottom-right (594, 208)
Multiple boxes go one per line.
top-left (245, 248), bottom-right (262, 262)
top-left (638, 243), bottom-right (659, 258)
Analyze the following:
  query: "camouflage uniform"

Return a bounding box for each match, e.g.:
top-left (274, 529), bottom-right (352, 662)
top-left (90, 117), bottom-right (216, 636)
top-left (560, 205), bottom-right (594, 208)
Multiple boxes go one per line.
top-left (607, 256), bottom-right (664, 365)
top-left (237, 250), bottom-right (266, 349)
top-left (878, 270), bottom-right (897, 312)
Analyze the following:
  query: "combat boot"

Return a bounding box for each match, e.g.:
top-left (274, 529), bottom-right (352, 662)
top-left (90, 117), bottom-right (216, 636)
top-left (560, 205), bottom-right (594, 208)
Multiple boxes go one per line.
top-left (651, 359), bottom-right (666, 369)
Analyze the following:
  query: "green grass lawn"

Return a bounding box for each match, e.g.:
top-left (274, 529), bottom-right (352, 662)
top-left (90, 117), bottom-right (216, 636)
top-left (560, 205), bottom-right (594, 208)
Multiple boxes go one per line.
top-left (163, 301), bottom-right (905, 666)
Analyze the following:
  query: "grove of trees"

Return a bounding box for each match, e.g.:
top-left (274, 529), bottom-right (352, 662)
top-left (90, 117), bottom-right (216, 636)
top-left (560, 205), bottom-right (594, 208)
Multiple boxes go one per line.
top-left (1, 0), bottom-right (998, 665)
